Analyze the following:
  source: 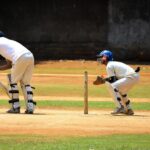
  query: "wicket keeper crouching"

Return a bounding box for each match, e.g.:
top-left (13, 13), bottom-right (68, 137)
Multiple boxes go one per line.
top-left (93, 50), bottom-right (140, 115)
top-left (0, 31), bottom-right (36, 114)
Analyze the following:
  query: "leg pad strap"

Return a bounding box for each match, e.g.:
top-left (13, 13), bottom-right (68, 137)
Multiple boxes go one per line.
top-left (27, 91), bottom-right (33, 95)
top-left (117, 97), bottom-right (121, 101)
top-left (9, 90), bottom-right (19, 94)
top-left (28, 99), bottom-right (37, 105)
top-left (114, 88), bottom-right (119, 92)
top-left (122, 94), bottom-right (127, 97)
top-left (126, 100), bottom-right (130, 105)
top-left (9, 99), bottom-right (19, 103)
top-left (10, 83), bottom-right (17, 88)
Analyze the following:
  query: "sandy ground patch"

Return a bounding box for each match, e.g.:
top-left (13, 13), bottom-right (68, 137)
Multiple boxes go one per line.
top-left (0, 108), bottom-right (150, 137)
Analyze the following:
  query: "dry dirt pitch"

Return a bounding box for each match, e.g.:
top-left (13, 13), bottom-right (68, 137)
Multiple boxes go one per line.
top-left (0, 108), bottom-right (150, 137)
top-left (0, 61), bottom-right (150, 137)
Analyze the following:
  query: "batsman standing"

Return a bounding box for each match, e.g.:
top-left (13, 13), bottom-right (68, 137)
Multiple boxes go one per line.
top-left (93, 50), bottom-right (140, 115)
top-left (0, 31), bottom-right (36, 114)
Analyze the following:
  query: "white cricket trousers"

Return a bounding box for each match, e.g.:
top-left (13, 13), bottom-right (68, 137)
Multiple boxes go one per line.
top-left (112, 73), bottom-right (140, 95)
top-left (11, 52), bottom-right (34, 85)
top-left (106, 73), bottom-right (140, 108)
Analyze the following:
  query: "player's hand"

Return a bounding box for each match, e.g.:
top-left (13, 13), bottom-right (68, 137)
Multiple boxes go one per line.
top-left (93, 76), bottom-right (105, 85)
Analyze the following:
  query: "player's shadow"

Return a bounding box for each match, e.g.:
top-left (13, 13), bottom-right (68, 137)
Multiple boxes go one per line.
top-left (104, 114), bottom-right (150, 118)
top-left (24, 113), bottom-right (47, 115)
top-left (0, 112), bottom-right (47, 115)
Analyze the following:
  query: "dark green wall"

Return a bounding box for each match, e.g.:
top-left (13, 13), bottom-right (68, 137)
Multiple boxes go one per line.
top-left (108, 0), bottom-right (150, 61)
top-left (0, 0), bottom-right (150, 61)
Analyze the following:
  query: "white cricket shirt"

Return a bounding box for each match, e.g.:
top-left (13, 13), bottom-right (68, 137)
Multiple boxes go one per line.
top-left (0, 37), bottom-right (31, 63)
top-left (106, 61), bottom-right (135, 79)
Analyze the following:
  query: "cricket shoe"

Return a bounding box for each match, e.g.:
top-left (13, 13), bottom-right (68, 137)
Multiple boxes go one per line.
top-left (6, 107), bottom-right (20, 114)
top-left (124, 109), bottom-right (134, 116)
top-left (111, 106), bottom-right (125, 115)
top-left (125, 100), bottom-right (134, 115)
top-left (25, 109), bottom-right (33, 114)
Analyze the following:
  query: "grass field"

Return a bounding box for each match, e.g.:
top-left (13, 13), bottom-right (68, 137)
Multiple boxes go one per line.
top-left (0, 134), bottom-right (150, 150)
top-left (32, 61), bottom-right (150, 98)
top-left (0, 60), bottom-right (150, 150)
top-left (0, 100), bottom-right (150, 111)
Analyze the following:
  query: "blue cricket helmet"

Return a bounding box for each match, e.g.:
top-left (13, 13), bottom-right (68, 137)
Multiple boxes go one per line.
top-left (97, 50), bottom-right (113, 61)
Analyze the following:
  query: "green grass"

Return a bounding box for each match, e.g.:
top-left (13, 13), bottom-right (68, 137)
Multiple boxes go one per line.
top-left (128, 85), bottom-right (150, 98)
top-left (1, 100), bottom-right (150, 111)
top-left (0, 134), bottom-right (150, 150)
top-left (35, 101), bottom-right (150, 111)
top-left (33, 83), bottom-right (150, 98)
top-left (34, 84), bottom-right (85, 96)
top-left (34, 84), bottom-right (110, 97)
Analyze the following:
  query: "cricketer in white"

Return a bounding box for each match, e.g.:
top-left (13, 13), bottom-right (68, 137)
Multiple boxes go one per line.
top-left (97, 50), bottom-right (140, 115)
top-left (0, 31), bottom-right (36, 114)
